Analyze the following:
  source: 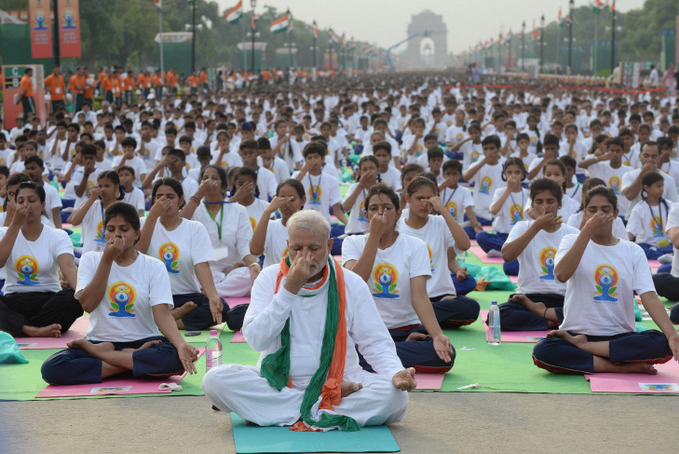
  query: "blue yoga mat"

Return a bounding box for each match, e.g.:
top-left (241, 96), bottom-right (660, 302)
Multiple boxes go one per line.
top-left (230, 413), bottom-right (400, 453)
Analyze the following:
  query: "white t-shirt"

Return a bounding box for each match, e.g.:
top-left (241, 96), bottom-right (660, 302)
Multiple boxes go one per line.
top-left (210, 150), bottom-right (242, 170)
top-left (180, 176), bottom-right (199, 200)
top-left (192, 202), bottom-right (252, 271)
top-left (468, 161), bottom-right (504, 220)
top-left (242, 198), bottom-right (269, 231)
top-left (565, 184), bottom-right (582, 205)
top-left (342, 233), bottom-right (431, 330)
top-left (460, 140), bottom-right (483, 172)
top-left (626, 199), bottom-right (674, 246)
top-left (621, 168), bottom-right (678, 219)
top-left (291, 171), bottom-right (342, 222)
top-left (262, 218), bottom-right (289, 268)
top-left (445, 125), bottom-right (466, 145)
top-left (440, 186), bottom-right (474, 225)
top-left (258, 156), bottom-right (290, 186)
top-left (145, 218), bottom-right (214, 294)
top-left (402, 135), bottom-right (426, 164)
top-left (379, 167), bottom-right (402, 192)
top-left (77, 251), bottom-right (173, 343)
top-left (122, 188), bottom-right (146, 212)
top-left (556, 234), bottom-right (655, 336)
top-left (42, 182), bottom-right (63, 224)
top-left (62, 163), bottom-right (100, 201)
top-left (138, 139), bottom-right (160, 170)
top-left (112, 155), bottom-right (146, 187)
top-left (559, 142), bottom-right (587, 172)
top-left (398, 215), bottom-right (457, 298)
top-left (491, 187), bottom-right (530, 234)
top-left (0, 225), bottom-right (73, 294)
top-left (255, 168), bottom-right (277, 201)
top-left (506, 220), bottom-right (580, 295)
top-left (80, 200), bottom-right (110, 255)
top-left (343, 183), bottom-right (369, 235)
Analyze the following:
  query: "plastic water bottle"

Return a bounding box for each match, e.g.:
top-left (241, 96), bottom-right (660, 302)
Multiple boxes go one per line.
top-left (205, 330), bottom-right (222, 371)
top-left (487, 301), bottom-right (501, 345)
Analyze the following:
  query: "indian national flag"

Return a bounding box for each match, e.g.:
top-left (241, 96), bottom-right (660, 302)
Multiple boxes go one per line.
top-left (591, 0), bottom-right (609, 13)
top-left (154, 0), bottom-right (161, 8)
top-left (224, 1), bottom-right (243, 24)
top-left (313, 21), bottom-right (319, 38)
top-left (270, 14), bottom-right (290, 34)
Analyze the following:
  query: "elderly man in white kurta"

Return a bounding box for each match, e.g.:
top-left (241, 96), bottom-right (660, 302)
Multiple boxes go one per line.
top-left (202, 210), bottom-right (416, 432)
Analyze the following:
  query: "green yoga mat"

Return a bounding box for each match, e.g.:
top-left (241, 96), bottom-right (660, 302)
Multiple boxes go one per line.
top-left (230, 413), bottom-right (399, 453)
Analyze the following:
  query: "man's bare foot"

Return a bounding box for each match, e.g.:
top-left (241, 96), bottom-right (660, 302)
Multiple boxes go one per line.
top-left (171, 302), bottom-right (197, 320)
top-left (340, 380), bottom-right (363, 397)
top-left (622, 362), bottom-right (658, 375)
top-left (139, 340), bottom-right (162, 350)
top-left (546, 330), bottom-right (586, 346)
top-left (22, 323), bottom-right (62, 338)
top-left (67, 339), bottom-right (115, 358)
top-left (405, 332), bottom-right (429, 342)
top-left (510, 294), bottom-right (547, 315)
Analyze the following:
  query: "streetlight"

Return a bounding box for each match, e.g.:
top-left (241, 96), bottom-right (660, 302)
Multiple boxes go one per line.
top-left (250, 0), bottom-right (257, 73)
top-left (522, 21), bottom-right (526, 71)
top-left (311, 21), bottom-right (318, 69)
top-left (540, 14), bottom-right (545, 73)
top-left (568, 0), bottom-right (574, 72)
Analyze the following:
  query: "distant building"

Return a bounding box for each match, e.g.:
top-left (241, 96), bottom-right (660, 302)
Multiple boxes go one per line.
top-left (406, 10), bottom-right (448, 68)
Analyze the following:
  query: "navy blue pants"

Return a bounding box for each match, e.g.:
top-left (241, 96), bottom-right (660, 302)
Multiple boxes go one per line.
top-left (173, 293), bottom-right (229, 331)
top-left (658, 263), bottom-right (672, 274)
top-left (430, 294), bottom-right (480, 327)
top-left (652, 273), bottom-right (679, 304)
top-left (532, 330), bottom-right (673, 374)
top-left (463, 215), bottom-right (491, 240)
top-left (41, 336), bottom-right (184, 385)
top-left (0, 290), bottom-right (83, 336)
top-left (638, 243), bottom-right (673, 260)
top-left (330, 224), bottom-right (346, 256)
top-left (382, 326), bottom-right (455, 374)
top-left (452, 274), bottom-right (477, 296)
top-left (476, 231), bottom-right (508, 253)
top-left (503, 260), bottom-right (520, 276)
top-left (493, 293), bottom-right (565, 331)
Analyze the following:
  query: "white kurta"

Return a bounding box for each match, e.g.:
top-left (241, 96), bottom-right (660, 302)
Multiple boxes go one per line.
top-left (202, 263), bottom-right (408, 429)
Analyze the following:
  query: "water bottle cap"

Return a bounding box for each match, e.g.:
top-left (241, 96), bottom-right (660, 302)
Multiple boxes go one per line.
top-left (210, 330), bottom-right (218, 336)
top-left (491, 301), bottom-right (498, 305)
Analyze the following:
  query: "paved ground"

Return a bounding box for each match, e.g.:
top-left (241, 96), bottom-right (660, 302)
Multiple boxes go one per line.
top-left (1, 392), bottom-right (677, 454)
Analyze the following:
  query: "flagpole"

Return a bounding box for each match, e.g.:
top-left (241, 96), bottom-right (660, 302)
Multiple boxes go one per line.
top-left (593, 12), bottom-right (598, 76)
top-left (556, 20), bottom-right (561, 73)
top-left (611, 2), bottom-right (616, 73)
top-left (287, 11), bottom-right (292, 68)
top-left (158, 5), bottom-right (164, 77)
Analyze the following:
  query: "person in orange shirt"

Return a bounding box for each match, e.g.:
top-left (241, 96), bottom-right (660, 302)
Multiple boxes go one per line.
top-left (136, 70), bottom-right (150, 98)
top-left (111, 67), bottom-right (122, 107)
top-left (200, 68), bottom-right (208, 92)
top-left (186, 71), bottom-right (200, 94)
top-left (83, 66), bottom-right (95, 108)
top-left (150, 70), bottom-right (163, 96)
top-left (19, 67), bottom-right (36, 121)
top-left (44, 66), bottom-right (66, 112)
top-left (167, 68), bottom-right (179, 96)
top-left (101, 68), bottom-right (113, 104)
top-left (123, 69), bottom-right (136, 105)
top-left (68, 67), bottom-right (86, 113)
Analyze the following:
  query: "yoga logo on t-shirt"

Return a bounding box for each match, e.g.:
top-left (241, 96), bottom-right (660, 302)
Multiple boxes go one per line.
top-left (509, 203), bottom-right (523, 225)
top-left (530, 135), bottom-right (538, 147)
top-left (159, 243), bottom-right (180, 274)
top-left (539, 247), bottom-right (557, 280)
top-left (95, 221), bottom-right (106, 243)
top-left (372, 263), bottom-right (399, 299)
top-left (221, 160), bottom-right (230, 169)
top-left (86, 180), bottom-right (96, 197)
top-left (249, 216), bottom-right (257, 231)
top-left (651, 216), bottom-right (664, 237)
top-left (0, 158), bottom-right (6, 167)
top-left (478, 176), bottom-right (493, 194)
top-left (15, 256), bottom-right (40, 285)
top-left (608, 176), bottom-right (621, 194)
top-left (427, 245), bottom-right (435, 273)
top-left (308, 184), bottom-right (322, 205)
top-left (415, 144), bottom-right (424, 157)
top-left (445, 201), bottom-right (457, 218)
top-left (470, 150), bottom-right (480, 163)
top-left (358, 200), bottom-right (367, 222)
top-left (593, 264), bottom-right (618, 303)
top-left (142, 148), bottom-right (151, 160)
top-left (455, 132), bottom-right (464, 143)
top-left (108, 282), bottom-right (137, 318)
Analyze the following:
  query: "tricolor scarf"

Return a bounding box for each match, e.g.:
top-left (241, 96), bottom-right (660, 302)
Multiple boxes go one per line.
top-left (260, 255), bottom-right (359, 432)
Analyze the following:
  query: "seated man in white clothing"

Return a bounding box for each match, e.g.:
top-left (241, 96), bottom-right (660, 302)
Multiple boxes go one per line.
top-left (202, 210), bottom-right (415, 431)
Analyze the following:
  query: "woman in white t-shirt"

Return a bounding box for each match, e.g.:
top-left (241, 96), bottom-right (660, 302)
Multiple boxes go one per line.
top-left (41, 202), bottom-right (200, 385)
top-left (250, 179), bottom-right (305, 268)
top-left (496, 179), bottom-right (580, 331)
top-left (397, 176), bottom-right (480, 326)
top-left (532, 186), bottom-right (679, 375)
top-left (136, 177), bottom-right (229, 332)
top-left (229, 167), bottom-right (270, 232)
top-left (0, 182), bottom-right (81, 338)
top-left (626, 171), bottom-right (674, 259)
top-left (342, 184), bottom-right (455, 373)
top-left (181, 166), bottom-right (261, 328)
top-left (68, 170), bottom-right (125, 255)
top-left (342, 156), bottom-right (379, 235)
top-left (567, 178), bottom-right (629, 240)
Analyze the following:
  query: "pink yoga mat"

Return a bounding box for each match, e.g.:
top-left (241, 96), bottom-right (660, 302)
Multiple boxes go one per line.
top-left (15, 315), bottom-right (90, 350)
top-left (225, 297), bottom-right (250, 308)
top-left (479, 310), bottom-right (549, 343)
top-left (36, 350), bottom-right (204, 398)
top-left (586, 361), bottom-right (679, 393)
top-left (231, 331), bottom-right (246, 343)
top-left (468, 246), bottom-right (505, 264)
top-left (414, 373), bottom-right (445, 390)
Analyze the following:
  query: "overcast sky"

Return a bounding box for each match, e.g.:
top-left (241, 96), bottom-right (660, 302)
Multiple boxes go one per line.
top-left (215, 0), bottom-right (647, 54)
